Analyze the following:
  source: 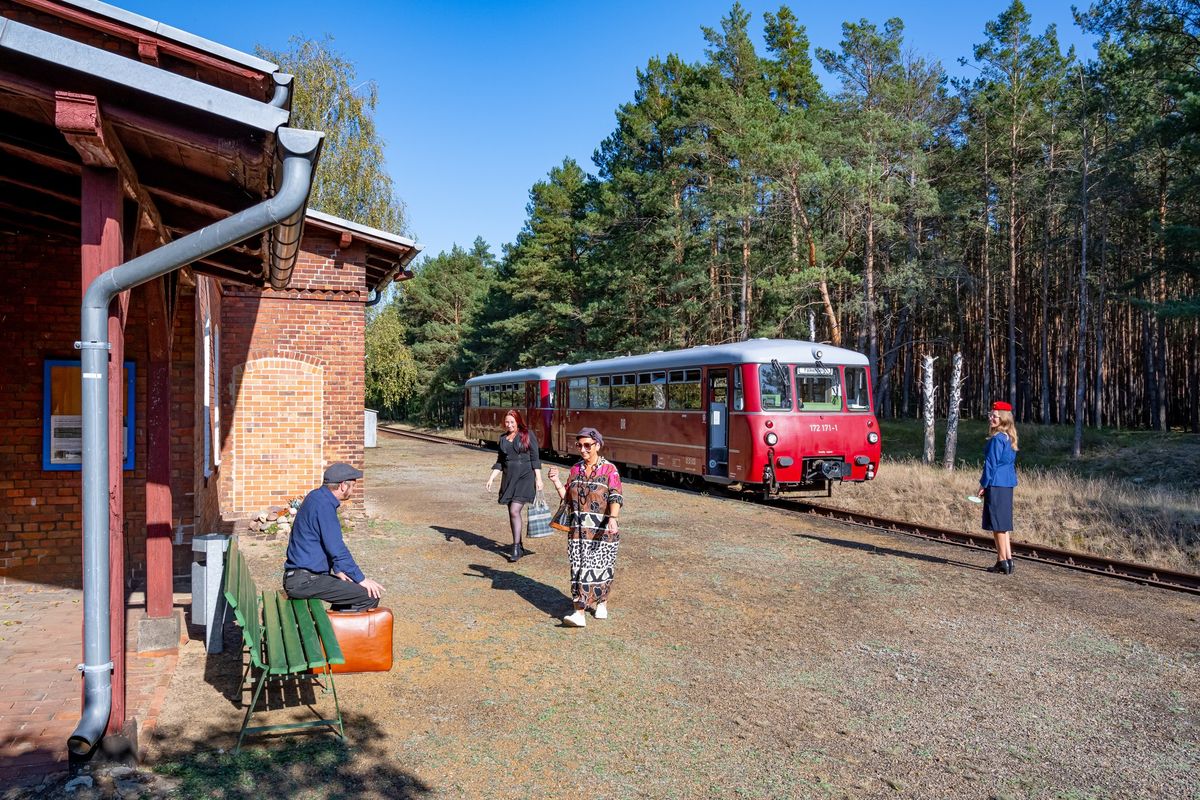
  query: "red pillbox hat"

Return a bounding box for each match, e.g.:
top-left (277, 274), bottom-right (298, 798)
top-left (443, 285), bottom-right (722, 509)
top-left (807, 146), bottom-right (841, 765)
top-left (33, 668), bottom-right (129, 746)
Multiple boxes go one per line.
top-left (992, 401), bottom-right (1013, 412)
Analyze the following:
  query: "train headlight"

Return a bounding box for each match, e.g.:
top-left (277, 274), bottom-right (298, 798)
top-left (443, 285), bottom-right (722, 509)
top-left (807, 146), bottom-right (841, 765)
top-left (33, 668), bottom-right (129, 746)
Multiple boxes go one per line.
top-left (867, 431), bottom-right (879, 444)
top-left (764, 431), bottom-right (778, 446)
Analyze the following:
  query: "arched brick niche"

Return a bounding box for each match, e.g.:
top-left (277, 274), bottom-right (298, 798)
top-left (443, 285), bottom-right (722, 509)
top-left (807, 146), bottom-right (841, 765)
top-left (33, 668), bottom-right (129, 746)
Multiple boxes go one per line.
top-left (228, 356), bottom-right (324, 514)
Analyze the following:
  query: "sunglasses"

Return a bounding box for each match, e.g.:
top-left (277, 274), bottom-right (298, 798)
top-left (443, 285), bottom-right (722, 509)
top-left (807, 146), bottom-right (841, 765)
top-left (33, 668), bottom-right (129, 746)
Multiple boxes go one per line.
top-left (577, 441), bottom-right (597, 449)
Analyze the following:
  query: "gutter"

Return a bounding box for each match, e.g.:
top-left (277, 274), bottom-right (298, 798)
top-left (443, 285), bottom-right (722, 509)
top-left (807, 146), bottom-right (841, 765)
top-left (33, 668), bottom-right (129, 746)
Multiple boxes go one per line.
top-left (68, 127), bottom-right (323, 756)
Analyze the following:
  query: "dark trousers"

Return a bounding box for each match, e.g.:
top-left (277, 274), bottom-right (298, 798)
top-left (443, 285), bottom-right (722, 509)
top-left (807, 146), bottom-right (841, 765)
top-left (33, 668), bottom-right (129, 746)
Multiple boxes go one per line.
top-left (283, 569), bottom-right (379, 612)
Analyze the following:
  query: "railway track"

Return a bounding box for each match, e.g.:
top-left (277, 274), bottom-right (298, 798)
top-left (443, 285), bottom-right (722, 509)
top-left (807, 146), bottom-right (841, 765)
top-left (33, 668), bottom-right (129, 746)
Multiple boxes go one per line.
top-left (380, 425), bottom-right (1200, 596)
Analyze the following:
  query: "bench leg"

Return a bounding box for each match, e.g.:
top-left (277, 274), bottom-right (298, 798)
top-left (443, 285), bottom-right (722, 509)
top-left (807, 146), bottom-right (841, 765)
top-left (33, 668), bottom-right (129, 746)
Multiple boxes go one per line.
top-left (235, 667), bottom-right (270, 755)
top-left (320, 664), bottom-right (345, 740)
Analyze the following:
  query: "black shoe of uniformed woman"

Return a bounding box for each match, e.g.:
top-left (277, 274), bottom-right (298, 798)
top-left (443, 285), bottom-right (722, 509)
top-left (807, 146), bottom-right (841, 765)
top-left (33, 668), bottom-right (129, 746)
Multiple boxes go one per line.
top-left (986, 560), bottom-right (1005, 573)
top-left (1002, 559), bottom-right (1014, 575)
top-left (508, 544), bottom-right (521, 563)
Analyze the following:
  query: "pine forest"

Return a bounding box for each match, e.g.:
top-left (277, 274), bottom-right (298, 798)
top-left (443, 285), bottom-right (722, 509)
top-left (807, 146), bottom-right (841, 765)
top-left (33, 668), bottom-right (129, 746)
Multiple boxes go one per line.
top-left (368, 0), bottom-right (1200, 437)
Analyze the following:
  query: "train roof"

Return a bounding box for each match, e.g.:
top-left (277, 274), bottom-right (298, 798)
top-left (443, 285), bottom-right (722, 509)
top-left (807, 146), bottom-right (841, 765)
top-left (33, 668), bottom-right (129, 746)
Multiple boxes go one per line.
top-left (557, 339), bottom-right (869, 377)
top-left (465, 365), bottom-right (565, 386)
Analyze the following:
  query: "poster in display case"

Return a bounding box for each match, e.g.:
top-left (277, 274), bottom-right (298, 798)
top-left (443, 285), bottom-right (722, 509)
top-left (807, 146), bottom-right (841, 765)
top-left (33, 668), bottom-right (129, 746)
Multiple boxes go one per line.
top-left (42, 359), bottom-right (135, 471)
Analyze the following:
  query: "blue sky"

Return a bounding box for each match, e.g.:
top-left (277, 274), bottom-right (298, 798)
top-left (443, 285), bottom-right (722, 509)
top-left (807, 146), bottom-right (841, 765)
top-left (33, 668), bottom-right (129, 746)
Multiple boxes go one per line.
top-left (114, 1), bottom-right (1096, 262)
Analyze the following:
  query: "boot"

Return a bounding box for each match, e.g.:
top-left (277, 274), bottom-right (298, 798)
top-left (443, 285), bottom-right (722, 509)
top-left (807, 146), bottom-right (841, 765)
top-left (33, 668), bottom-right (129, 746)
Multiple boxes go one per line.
top-left (508, 544), bottom-right (521, 563)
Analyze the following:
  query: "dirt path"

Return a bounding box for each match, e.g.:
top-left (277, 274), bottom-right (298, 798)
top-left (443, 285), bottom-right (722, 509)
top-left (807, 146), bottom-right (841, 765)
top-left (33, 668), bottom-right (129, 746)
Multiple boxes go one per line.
top-left (143, 434), bottom-right (1200, 800)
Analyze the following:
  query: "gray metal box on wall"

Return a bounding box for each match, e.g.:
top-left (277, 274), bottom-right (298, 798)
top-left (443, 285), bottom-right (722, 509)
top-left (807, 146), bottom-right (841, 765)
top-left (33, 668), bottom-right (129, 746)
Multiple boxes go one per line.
top-left (191, 533), bottom-right (230, 653)
top-left (365, 408), bottom-right (378, 448)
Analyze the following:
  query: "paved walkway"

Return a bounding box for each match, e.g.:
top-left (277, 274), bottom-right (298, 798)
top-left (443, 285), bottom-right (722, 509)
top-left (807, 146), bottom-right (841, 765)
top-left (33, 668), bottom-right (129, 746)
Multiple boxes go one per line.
top-left (0, 582), bottom-right (182, 785)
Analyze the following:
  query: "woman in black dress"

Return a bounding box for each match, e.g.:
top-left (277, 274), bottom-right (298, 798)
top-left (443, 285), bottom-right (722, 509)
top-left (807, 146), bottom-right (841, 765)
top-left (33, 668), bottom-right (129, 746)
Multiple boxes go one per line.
top-left (486, 409), bottom-right (543, 562)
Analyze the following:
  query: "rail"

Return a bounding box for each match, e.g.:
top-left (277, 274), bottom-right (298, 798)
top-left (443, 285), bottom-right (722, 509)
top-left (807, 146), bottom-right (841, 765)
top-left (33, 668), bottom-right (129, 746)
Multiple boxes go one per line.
top-left (380, 426), bottom-right (1200, 596)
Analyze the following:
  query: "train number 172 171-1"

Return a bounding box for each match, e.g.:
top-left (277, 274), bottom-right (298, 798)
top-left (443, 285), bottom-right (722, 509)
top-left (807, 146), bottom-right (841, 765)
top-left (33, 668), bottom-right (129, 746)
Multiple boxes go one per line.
top-left (809, 423), bottom-right (839, 432)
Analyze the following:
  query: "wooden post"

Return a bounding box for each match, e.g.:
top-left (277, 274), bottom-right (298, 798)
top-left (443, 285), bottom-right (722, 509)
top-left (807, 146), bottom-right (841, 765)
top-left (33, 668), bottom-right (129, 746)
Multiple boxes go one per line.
top-left (146, 280), bottom-right (173, 618)
top-left (79, 164), bottom-right (128, 737)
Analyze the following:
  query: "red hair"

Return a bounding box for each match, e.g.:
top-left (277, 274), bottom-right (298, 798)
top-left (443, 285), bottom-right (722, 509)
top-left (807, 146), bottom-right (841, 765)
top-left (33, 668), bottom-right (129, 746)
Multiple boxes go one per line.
top-left (505, 409), bottom-right (531, 452)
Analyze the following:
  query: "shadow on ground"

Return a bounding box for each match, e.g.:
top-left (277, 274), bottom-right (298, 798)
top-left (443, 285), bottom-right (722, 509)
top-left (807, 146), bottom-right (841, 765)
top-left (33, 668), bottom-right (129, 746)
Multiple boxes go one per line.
top-left (794, 532), bottom-right (986, 571)
top-left (433, 525), bottom-right (508, 557)
top-left (146, 711), bottom-right (432, 800)
top-left (464, 563), bottom-right (570, 618)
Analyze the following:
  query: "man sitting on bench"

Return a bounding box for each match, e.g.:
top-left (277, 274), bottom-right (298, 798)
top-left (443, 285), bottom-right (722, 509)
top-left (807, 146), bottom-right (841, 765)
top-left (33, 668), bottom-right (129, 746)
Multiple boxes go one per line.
top-left (284, 463), bottom-right (384, 611)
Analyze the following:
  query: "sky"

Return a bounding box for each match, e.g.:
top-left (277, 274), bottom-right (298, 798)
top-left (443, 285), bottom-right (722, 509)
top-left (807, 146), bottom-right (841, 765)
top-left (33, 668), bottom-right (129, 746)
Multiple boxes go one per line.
top-left (112, 1), bottom-right (1098, 262)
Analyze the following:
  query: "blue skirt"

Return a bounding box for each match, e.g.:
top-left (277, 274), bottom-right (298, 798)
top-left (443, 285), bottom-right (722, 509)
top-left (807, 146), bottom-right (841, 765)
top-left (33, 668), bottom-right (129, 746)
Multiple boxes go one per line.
top-left (982, 486), bottom-right (1014, 532)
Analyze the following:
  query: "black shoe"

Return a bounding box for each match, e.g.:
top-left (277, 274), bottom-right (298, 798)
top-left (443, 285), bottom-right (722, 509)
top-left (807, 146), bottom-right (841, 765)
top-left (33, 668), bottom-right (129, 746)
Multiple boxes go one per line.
top-left (508, 545), bottom-right (521, 563)
top-left (986, 560), bottom-right (1005, 573)
top-left (1003, 559), bottom-right (1014, 575)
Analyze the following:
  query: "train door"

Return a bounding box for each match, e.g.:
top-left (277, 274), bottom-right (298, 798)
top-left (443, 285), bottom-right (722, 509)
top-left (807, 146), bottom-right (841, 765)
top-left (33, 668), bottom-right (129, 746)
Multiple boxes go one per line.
top-left (706, 368), bottom-right (729, 478)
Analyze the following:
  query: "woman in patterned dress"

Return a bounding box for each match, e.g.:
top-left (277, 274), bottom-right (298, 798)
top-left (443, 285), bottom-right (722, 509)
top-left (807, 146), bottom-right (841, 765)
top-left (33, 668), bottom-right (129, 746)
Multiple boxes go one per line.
top-left (546, 427), bottom-right (623, 628)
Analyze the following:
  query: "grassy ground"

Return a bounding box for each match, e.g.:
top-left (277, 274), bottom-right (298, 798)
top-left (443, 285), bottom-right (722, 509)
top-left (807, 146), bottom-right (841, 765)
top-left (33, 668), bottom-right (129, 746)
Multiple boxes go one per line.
top-left (842, 420), bottom-right (1200, 572)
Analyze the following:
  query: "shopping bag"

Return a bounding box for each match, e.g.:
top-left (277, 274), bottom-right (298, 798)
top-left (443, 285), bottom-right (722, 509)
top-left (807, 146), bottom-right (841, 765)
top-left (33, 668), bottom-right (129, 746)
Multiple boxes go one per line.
top-left (526, 492), bottom-right (553, 538)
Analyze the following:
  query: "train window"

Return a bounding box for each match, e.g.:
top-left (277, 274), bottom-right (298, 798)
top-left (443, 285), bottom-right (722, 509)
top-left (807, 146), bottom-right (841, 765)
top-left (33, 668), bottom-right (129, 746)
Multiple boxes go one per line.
top-left (758, 364), bottom-right (793, 410)
top-left (846, 367), bottom-right (870, 411)
top-left (546, 380), bottom-right (556, 408)
top-left (568, 377), bottom-right (587, 408)
top-left (795, 366), bottom-right (841, 411)
top-left (479, 386), bottom-right (490, 407)
top-left (611, 374), bottom-right (637, 408)
top-left (589, 376), bottom-right (611, 409)
top-left (637, 372), bottom-right (667, 409)
top-left (470, 387), bottom-right (480, 406)
top-left (668, 371), bottom-right (702, 410)
top-left (733, 368), bottom-right (744, 411)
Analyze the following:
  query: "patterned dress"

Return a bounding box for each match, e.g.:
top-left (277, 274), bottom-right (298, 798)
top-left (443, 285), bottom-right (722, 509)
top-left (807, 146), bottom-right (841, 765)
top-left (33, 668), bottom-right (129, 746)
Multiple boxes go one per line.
top-left (561, 458), bottom-right (624, 610)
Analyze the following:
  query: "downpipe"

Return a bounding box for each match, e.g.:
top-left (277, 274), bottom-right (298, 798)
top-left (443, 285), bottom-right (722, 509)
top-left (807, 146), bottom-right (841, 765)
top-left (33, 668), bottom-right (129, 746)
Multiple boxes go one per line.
top-left (68, 128), bottom-right (323, 756)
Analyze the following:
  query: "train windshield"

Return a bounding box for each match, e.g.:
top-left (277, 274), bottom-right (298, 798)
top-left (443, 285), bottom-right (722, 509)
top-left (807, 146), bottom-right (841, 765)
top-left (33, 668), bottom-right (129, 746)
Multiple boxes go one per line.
top-left (758, 364), bottom-right (792, 410)
top-left (845, 367), bottom-right (870, 411)
top-left (794, 365), bottom-right (841, 411)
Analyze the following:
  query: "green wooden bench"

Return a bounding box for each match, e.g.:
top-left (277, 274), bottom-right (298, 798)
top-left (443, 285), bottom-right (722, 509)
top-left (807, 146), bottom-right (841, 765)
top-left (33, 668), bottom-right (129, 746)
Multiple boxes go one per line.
top-left (222, 536), bottom-right (346, 752)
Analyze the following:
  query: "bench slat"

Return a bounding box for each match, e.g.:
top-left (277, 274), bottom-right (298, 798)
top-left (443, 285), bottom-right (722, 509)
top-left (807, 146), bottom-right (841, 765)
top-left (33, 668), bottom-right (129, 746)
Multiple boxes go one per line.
top-left (307, 599), bottom-right (346, 666)
top-left (289, 599), bottom-right (328, 669)
top-left (261, 591), bottom-right (290, 675)
top-left (274, 592), bottom-right (309, 673)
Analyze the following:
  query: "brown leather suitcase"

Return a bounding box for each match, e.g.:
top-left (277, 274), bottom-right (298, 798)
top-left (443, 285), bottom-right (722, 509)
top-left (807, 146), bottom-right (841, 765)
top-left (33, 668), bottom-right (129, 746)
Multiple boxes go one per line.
top-left (316, 607), bottom-right (393, 674)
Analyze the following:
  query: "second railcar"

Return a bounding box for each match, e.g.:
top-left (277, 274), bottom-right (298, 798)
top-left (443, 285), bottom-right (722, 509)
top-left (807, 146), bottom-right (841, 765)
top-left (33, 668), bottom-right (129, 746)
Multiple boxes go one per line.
top-left (464, 366), bottom-right (560, 450)
top-left (552, 339), bottom-right (881, 495)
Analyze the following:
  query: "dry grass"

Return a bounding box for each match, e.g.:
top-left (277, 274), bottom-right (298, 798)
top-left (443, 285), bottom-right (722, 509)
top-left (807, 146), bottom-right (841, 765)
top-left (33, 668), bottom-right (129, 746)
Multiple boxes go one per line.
top-left (827, 457), bottom-right (1200, 573)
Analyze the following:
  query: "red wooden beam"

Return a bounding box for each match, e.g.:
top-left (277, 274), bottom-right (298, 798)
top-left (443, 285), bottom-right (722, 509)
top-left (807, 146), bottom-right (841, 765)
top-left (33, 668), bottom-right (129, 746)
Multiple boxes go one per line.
top-left (145, 278), bottom-right (174, 619)
top-left (78, 163), bottom-right (129, 738)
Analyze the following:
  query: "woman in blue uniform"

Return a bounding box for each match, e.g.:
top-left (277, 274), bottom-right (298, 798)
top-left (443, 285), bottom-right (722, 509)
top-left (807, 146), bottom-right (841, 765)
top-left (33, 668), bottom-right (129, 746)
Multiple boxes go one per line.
top-left (978, 401), bottom-right (1019, 574)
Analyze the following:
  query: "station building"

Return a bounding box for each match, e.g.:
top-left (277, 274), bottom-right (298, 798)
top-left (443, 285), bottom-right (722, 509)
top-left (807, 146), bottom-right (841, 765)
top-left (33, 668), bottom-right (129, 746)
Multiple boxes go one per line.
top-left (0, 0), bottom-right (418, 754)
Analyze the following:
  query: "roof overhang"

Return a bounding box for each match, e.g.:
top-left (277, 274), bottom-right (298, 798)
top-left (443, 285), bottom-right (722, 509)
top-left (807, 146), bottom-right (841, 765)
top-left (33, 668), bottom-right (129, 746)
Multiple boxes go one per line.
top-left (0, 3), bottom-right (312, 287)
top-left (305, 209), bottom-right (424, 294)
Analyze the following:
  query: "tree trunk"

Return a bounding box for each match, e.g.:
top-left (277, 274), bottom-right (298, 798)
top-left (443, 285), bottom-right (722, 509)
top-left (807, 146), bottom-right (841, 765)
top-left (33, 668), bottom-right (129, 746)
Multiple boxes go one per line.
top-left (921, 354), bottom-right (937, 465)
top-left (943, 351), bottom-right (964, 470)
top-left (1072, 126), bottom-right (1090, 458)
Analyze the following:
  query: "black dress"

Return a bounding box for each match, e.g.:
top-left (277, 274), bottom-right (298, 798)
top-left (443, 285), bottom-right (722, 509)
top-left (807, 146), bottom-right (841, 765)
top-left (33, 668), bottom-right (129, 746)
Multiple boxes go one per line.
top-left (493, 432), bottom-right (541, 505)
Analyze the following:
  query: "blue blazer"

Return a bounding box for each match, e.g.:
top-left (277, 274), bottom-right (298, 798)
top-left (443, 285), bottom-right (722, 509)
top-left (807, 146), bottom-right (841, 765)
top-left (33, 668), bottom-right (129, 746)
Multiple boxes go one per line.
top-left (980, 433), bottom-right (1018, 489)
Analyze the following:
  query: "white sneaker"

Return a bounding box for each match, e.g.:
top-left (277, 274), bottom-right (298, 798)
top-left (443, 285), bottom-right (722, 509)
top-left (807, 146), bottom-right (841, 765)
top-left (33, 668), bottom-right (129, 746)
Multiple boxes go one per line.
top-left (562, 610), bottom-right (587, 627)
top-left (593, 603), bottom-right (608, 619)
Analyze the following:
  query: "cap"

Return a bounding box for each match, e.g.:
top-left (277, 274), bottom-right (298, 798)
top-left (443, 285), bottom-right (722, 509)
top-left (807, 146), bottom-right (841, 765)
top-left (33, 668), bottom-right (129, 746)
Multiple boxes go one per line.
top-left (574, 427), bottom-right (604, 447)
top-left (323, 462), bottom-right (363, 484)
top-left (992, 401), bottom-right (1013, 412)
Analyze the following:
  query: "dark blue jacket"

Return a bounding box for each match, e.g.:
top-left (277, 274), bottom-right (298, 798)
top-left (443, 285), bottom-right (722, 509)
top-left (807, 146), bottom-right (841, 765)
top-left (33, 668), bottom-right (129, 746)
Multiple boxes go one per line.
top-left (283, 486), bottom-right (365, 582)
top-left (980, 432), bottom-right (1018, 489)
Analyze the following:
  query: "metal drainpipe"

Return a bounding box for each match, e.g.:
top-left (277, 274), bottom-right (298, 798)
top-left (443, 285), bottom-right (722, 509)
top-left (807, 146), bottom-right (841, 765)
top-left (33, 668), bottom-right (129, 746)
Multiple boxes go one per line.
top-left (68, 127), bottom-right (323, 756)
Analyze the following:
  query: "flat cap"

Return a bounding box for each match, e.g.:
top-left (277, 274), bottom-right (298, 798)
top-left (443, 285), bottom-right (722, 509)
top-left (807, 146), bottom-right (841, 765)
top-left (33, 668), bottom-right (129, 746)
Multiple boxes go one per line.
top-left (323, 462), bottom-right (363, 484)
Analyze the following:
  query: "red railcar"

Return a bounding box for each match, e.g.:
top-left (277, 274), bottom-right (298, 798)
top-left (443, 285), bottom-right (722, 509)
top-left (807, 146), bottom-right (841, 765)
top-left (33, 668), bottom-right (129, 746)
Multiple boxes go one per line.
top-left (464, 366), bottom-right (560, 450)
top-left (551, 339), bottom-right (880, 495)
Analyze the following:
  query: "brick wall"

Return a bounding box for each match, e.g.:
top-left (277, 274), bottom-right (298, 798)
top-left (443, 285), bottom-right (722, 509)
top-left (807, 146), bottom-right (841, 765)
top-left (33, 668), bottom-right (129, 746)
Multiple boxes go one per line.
top-left (0, 234), bottom-right (203, 586)
top-left (217, 230), bottom-right (367, 518)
